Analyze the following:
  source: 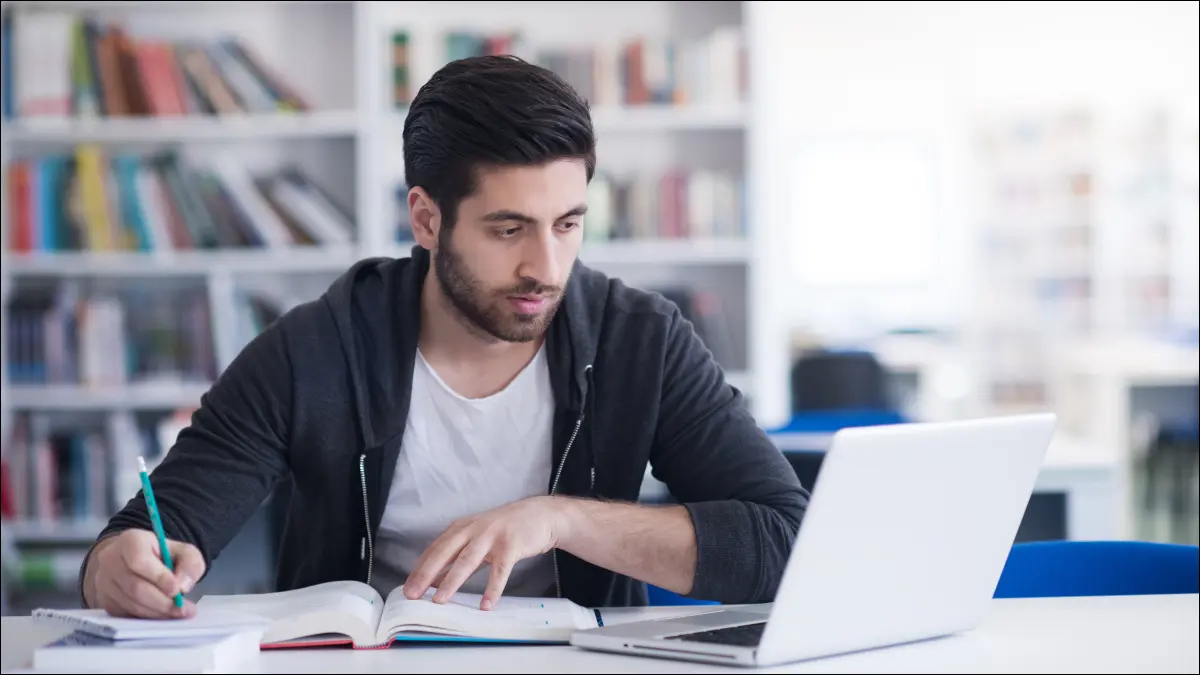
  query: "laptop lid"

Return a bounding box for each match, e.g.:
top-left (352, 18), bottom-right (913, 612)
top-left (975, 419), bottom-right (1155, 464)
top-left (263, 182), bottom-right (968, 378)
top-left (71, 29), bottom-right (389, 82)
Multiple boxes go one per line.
top-left (755, 413), bottom-right (1056, 665)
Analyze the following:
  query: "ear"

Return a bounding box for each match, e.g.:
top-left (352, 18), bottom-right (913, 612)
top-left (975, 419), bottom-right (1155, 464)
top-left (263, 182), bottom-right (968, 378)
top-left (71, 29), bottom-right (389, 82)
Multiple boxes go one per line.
top-left (408, 186), bottom-right (440, 250)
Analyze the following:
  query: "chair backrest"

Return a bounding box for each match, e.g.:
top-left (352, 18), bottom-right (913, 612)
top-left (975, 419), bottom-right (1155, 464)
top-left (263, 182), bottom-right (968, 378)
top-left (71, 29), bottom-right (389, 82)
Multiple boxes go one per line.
top-left (790, 349), bottom-right (890, 413)
top-left (646, 584), bottom-right (720, 607)
top-left (993, 540), bottom-right (1200, 598)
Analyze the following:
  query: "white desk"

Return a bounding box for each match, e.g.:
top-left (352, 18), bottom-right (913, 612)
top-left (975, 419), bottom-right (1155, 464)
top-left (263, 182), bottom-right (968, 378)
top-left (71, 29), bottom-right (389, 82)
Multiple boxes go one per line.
top-left (2, 594), bottom-right (1196, 673)
top-left (1052, 337), bottom-right (1200, 540)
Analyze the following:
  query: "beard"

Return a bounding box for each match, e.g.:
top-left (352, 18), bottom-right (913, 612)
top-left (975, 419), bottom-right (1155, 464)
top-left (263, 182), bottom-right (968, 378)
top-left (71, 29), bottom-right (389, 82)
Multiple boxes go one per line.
top-left (433, 232), bottom-right (567, 343)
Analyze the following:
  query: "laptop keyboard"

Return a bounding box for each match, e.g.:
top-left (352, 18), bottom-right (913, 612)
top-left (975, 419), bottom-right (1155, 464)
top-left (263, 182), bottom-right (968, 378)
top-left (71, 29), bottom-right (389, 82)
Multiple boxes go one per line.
top-left (664, 621), bottom-right (766, 647)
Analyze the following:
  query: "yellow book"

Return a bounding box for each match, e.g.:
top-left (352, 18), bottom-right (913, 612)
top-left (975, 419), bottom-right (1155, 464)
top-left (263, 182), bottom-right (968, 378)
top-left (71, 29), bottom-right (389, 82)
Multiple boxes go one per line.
top-left (75, 144), bottom-right (115, 251)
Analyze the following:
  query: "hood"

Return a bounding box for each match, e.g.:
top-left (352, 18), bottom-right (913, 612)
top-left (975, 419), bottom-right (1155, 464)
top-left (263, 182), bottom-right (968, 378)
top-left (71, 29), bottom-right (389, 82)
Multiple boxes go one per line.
top-left (320, 245), bottom-right (609, 452)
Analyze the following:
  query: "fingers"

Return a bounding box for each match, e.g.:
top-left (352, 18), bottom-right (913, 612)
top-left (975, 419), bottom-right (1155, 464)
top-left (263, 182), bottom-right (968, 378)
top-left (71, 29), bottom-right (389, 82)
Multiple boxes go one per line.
top-left (101, 592), bottom-right (158, 620)
top-left (122, 537), bottom-right (182, 601)
top-left (88, 530), bottom-right (203, 620)
top-left (106, 589), bottom-right (197, 620)
top-left (432, 543), bottom-right (489, 604)
top-left (112, 573), bottom-right (189, 618)
top-left (97, 581), bottom-right (156, 619)
top-left (430, 565), bottom-right (451, 592)
top-left (405, 532), bottom-right (468, 600)
top-left (167, 541), bottom-right (206, 595)
top-left (481, 556), bottom-right (515, 611)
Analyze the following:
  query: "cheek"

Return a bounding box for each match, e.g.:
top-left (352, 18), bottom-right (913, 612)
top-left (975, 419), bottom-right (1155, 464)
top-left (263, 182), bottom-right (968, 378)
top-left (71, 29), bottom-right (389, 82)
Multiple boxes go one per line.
top-left (460, 242), bottom-right (518, 288)
top-left (556, 245), bottom-right (578, 281)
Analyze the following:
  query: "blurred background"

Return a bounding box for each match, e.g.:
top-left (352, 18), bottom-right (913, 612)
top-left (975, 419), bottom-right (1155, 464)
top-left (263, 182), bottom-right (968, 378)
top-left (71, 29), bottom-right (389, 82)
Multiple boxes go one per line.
top-left (0, 0), bottom-right (1196, 615)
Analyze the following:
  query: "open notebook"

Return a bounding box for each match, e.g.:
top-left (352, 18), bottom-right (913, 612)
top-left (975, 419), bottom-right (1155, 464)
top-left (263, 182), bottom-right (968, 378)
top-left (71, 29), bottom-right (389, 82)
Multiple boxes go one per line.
top-left (195, 580), bottom-right (602, 649)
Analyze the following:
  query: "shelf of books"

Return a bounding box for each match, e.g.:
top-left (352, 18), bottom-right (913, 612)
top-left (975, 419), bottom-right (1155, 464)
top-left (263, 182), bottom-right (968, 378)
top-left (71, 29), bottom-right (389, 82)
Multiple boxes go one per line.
top-left (969, 106), bottom-right (1199, 413)
top-left (3, 146), bottom-right (359, 266)
top-left (1, 0), bottom-right (767, 613)
top-left (380, 3), bottom-right (756, 398)
top-left (969, 104), bottom-right (1199, 545)
top-left (0, 0), bottom-right (360, 611)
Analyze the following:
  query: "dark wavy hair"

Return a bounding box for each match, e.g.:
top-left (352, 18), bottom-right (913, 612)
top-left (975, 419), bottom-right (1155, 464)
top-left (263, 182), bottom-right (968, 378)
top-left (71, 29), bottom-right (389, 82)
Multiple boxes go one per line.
top-left (402, 55), bottom-right (597, 229)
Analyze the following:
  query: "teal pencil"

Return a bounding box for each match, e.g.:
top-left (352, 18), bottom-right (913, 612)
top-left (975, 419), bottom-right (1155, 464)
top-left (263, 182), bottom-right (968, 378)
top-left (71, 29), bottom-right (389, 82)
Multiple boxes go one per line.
top-left (139, 456), bottom-right (184, 609)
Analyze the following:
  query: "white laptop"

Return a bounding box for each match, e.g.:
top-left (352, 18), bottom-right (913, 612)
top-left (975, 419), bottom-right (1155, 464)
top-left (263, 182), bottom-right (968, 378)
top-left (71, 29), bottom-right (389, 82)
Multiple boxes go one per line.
top-left (571, 413), bottom-right (1057, 668)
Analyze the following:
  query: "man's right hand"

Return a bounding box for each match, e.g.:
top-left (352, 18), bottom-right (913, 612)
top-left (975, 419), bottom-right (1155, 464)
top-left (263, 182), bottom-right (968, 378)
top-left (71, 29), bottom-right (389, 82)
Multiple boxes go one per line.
top-left (83, 529), bottom-right (206, 619)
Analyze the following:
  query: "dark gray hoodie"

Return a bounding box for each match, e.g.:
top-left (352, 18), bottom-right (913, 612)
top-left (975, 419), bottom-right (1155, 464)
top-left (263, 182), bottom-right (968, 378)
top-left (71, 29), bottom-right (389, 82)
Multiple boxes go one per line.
top-left (85, 246), bottom-right (809, 608)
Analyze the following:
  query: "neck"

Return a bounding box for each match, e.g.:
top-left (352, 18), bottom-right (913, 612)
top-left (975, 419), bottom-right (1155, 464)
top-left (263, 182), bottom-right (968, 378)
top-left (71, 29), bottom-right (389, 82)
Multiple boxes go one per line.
top-left (418, 267), bottom-right (543, 367)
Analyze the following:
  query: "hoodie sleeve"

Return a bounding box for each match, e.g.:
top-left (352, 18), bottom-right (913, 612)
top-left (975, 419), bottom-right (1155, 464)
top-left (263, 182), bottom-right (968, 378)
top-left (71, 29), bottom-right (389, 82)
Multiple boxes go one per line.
top-left (649, 306), bottom-right (810, 604)
top-left (80, 318), bottom-right (294, 604)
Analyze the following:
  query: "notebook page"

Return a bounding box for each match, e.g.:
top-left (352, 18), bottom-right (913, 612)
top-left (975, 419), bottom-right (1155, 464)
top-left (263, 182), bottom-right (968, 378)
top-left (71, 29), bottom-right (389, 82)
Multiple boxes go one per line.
top-left (46, 631), bottom-right (248, 650)
top-left (32, 608), bottom-right (269, 640)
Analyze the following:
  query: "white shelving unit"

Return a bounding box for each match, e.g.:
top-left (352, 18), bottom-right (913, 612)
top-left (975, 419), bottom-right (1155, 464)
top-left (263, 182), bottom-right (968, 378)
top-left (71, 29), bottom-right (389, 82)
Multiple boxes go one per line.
top-left (962, 106), bottom-right (1199, 543)
top-left (6, 382), bottom-right (214, 411)
top-left (1, 109), bottom-right (361, 143)
top-left (1, 0), bottom-right (771, 558)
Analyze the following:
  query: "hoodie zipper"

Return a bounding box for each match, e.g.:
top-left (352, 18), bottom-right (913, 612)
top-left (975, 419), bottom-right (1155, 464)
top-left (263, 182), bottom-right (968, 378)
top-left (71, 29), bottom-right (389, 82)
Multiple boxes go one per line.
top-left (359, 453), bottom-right (374, 588)
top-left (550, 364), bottom-right (592, 599)
top-left (355, 365), bottom-right (592, 597)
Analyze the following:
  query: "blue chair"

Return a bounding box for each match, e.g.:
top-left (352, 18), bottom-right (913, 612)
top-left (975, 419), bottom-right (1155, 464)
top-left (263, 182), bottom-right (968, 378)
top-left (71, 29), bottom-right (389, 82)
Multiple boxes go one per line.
top-left (646, 585), bottom-right (720, 607)
top-left (769, 408), bottom-right (908, 435)
top-left (993, 540), bottom-right (1200, 598)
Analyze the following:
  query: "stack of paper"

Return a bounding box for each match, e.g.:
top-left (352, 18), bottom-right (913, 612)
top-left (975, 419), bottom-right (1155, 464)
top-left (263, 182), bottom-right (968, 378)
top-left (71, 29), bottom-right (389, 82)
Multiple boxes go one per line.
top-left (30, 607), bottom-right (270, 673)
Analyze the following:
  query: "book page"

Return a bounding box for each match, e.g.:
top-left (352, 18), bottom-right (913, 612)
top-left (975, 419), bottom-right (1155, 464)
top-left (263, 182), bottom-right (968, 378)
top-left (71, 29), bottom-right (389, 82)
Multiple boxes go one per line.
top-left (196, 580), bottom-right (384, 647)
top-left (377, 586), bottom-right (597, 644)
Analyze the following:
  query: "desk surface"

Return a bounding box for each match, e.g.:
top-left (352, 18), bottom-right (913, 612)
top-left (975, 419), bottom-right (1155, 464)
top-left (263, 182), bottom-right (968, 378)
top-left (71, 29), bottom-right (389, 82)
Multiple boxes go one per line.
top-left (2, 594), bottom-right (1196, 674)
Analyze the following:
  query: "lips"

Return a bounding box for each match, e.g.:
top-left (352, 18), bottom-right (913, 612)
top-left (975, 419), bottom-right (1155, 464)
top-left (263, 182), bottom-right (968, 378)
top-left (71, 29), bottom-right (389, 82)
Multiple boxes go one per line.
top-left (508, 295), bottom-right (548, 314)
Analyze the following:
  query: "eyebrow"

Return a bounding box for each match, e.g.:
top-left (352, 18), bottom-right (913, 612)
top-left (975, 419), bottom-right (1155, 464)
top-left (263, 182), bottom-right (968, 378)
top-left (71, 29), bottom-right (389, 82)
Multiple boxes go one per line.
top-left (482, 204), bottom-right (588, 225)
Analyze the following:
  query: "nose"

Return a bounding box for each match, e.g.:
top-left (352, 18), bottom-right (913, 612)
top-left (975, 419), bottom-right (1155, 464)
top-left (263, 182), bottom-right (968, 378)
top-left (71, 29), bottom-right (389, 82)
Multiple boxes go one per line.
top-left (519, 229), bottom-right (559, 287)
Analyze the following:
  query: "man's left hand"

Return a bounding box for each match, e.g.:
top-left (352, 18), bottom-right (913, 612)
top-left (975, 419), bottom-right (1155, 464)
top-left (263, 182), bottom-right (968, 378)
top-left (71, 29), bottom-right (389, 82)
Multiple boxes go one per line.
top-left (402, 496), bottom-right (567, 610)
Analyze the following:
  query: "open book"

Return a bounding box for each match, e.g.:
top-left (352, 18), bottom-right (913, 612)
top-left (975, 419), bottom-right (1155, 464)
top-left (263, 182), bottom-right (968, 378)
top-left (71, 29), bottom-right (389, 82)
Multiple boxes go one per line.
top-left (195, 580), bottom-right (601, 649)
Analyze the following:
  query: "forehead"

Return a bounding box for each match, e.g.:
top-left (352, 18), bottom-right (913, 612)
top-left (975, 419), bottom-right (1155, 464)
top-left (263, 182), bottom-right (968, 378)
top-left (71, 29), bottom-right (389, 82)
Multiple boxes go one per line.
top-left (468, 160), bottom-right (589, 212)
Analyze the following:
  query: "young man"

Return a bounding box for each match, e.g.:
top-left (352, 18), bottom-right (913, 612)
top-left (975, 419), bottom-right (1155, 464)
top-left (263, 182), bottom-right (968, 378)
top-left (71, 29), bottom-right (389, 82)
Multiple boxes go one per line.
top-left (80, 55), bottom-right (809, 619)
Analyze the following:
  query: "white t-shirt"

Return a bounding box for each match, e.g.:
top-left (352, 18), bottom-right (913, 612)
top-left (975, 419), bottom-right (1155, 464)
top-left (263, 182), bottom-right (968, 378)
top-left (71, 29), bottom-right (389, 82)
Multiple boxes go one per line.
top-left (371, 345), bottom-right (557, 599)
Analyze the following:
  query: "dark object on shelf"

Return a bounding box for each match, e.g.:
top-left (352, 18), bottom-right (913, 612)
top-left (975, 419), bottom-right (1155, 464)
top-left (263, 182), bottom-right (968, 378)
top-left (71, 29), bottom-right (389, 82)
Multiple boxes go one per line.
top-left (790, 349), bottom-right (891, 413)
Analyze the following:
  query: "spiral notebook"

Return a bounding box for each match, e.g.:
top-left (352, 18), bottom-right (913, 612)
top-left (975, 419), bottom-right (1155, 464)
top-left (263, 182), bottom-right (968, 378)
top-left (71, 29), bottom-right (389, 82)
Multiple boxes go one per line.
top-left (32, 607), bottom-right (272, 640)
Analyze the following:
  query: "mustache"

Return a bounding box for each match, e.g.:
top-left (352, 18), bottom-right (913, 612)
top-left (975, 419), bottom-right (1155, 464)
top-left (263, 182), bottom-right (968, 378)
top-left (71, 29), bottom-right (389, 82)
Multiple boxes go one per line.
top-left (501, 279), bottom-right (562, 296)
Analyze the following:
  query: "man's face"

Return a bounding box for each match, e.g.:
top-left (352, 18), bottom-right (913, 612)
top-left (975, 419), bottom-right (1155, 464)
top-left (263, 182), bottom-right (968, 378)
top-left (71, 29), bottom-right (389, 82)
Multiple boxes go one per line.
top-left (433, 159), bottom-right (588, 343)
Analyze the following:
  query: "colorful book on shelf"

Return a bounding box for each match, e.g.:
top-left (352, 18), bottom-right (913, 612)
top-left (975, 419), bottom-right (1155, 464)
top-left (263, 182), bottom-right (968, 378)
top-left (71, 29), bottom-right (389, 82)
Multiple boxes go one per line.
top-left (1, 408), bottom-right (190, 524)
top-left (6, 10), bottom-right (310, 120)
top-left (4, 152), bottom-right (354, 254)
top-left (195, 580), bottom-right (603, 649)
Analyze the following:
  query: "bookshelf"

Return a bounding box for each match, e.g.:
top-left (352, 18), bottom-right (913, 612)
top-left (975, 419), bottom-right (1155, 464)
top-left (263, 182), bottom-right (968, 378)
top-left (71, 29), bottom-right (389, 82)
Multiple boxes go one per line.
top-left (967, 104), bottom-right (1200, 543)
top-left (967, 106), bottom-right (1199, 415)
top-left (1, 109), bottom-right (360, 143)
top-left (1, 0), bottom-right (768, 606)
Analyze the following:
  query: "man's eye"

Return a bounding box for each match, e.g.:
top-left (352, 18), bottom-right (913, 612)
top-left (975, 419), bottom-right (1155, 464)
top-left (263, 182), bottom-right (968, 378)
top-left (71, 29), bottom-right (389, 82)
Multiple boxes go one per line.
top-left (557, 221), bottom-right (580, 231)
top-left (499, 227), bottom-right (521, 238)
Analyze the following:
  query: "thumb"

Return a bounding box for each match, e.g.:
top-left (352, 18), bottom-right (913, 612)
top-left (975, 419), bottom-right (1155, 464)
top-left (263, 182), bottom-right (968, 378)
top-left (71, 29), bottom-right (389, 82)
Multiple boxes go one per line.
top-left (167, 541), bottom-right (206, 594)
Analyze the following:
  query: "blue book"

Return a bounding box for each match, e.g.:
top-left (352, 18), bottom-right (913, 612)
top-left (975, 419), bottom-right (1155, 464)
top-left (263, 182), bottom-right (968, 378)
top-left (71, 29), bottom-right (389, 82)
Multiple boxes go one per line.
top-left (1, 14), bottom-right (13, 121)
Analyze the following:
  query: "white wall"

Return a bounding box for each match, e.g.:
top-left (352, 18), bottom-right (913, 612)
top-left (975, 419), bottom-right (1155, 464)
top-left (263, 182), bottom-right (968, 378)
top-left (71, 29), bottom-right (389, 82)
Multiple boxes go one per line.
top-left (751, 0), bottom-right (1199, 340)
